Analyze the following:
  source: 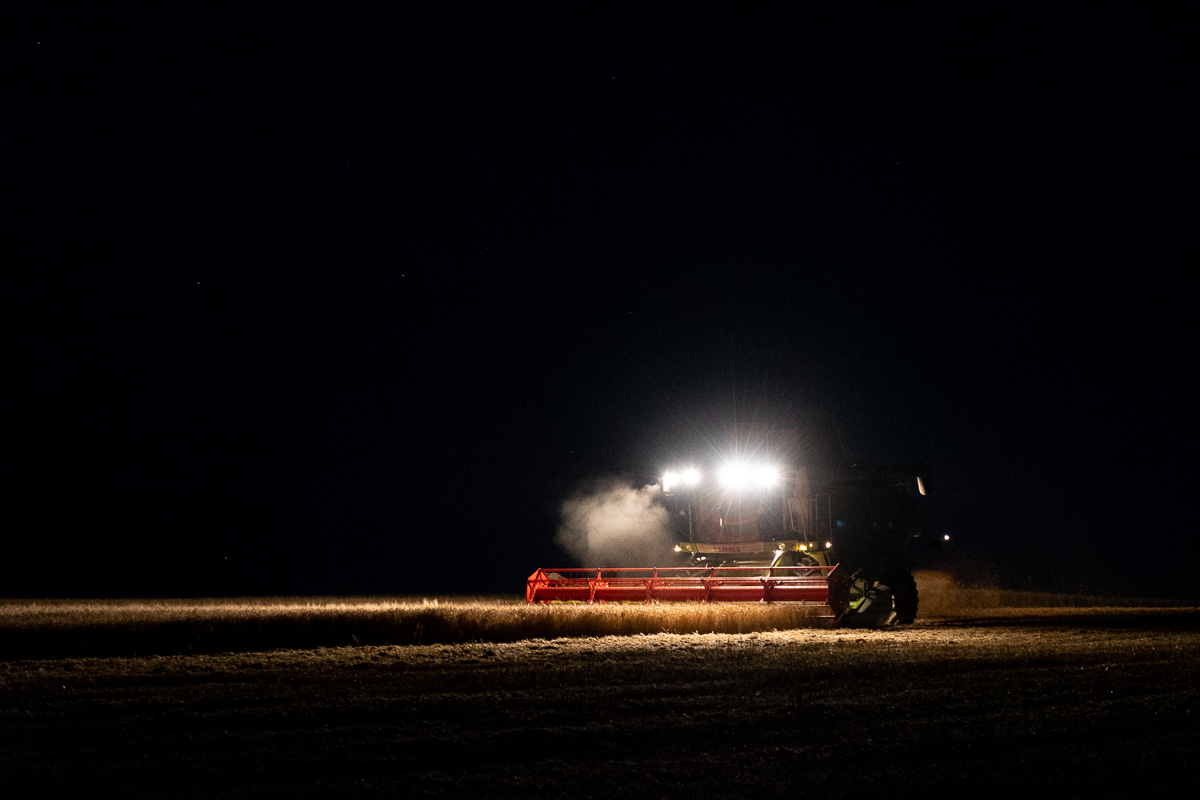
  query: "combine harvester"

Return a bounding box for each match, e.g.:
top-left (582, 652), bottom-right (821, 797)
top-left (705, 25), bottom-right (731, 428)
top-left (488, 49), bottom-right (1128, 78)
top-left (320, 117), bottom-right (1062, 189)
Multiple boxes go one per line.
top-left (527, 415), bottom-right (941, 627)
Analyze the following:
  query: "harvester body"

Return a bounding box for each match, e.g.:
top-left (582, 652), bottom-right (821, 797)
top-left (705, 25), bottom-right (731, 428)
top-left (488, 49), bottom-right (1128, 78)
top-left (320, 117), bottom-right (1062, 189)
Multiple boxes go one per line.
top-left (527, 417), bottom-right (935, 625)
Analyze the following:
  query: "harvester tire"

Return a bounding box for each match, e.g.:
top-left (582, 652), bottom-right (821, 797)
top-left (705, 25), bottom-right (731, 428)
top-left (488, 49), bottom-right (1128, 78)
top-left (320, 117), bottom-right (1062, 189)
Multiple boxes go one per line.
top-left (891, 570), bottom-right (918, 624)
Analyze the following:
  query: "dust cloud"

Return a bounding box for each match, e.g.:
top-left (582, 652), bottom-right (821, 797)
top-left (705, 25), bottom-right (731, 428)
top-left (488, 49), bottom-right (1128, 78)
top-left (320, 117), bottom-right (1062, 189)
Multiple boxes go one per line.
top-left (912, 570), bottom-right (1170, 616)
top-left (556, 479), bottom-right (673, 567)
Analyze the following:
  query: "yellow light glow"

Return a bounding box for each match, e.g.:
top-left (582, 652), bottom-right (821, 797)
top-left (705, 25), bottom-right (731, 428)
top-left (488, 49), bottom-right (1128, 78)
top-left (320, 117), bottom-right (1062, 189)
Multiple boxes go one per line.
top-left (917, 476), bottom-right (927, 496)
top-left (824, 541), bottom-right (832, 549)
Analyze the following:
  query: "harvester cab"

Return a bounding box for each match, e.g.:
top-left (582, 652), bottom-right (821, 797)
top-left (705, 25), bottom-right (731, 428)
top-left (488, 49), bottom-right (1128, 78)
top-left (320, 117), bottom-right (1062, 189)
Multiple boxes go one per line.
top-left (527, 418), bottom-right (935, 627)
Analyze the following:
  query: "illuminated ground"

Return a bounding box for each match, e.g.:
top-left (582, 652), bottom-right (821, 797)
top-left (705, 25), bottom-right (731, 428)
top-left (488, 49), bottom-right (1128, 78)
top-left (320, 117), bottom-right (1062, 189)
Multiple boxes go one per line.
top-left (2, 599), bottom-right (1198, 797)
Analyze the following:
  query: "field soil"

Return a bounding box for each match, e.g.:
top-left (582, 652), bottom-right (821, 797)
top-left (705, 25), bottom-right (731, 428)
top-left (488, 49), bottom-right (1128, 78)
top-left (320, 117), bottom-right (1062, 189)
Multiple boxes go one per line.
top-left (2, 587), bottom-right (1199, 798)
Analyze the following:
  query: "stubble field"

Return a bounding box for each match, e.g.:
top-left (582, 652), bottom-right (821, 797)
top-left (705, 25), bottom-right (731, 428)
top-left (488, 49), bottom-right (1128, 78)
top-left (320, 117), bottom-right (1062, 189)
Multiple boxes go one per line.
top-left (2, 574), bottom-right (1198, 798)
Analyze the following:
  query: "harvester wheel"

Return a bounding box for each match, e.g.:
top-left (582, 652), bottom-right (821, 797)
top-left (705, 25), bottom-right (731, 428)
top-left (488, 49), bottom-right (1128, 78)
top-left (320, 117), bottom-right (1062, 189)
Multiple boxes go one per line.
top-left (890, 570), bottom-right (918, 624)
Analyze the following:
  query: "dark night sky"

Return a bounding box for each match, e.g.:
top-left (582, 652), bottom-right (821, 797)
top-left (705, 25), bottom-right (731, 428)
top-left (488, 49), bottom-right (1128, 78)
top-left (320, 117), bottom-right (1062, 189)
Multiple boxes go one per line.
top-left (8, 5), bottom-right (1196, 598)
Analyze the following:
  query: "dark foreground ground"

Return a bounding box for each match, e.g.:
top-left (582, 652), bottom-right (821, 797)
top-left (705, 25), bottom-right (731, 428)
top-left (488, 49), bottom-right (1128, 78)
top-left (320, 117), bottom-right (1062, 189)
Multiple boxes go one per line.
top-left (2, 606), bottom-right (1199, 798)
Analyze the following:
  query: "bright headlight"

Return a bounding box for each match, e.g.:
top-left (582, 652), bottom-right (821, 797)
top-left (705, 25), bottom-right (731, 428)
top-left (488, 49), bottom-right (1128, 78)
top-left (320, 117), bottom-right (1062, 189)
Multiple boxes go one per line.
top-left (754, 464), bottom-right (780, 488)
top-left (663, 467), bottom-right (701, 494)
top-left (718, 460), bottom-right (781, 491)
top-left (718, 461), bottom-right (749, 490)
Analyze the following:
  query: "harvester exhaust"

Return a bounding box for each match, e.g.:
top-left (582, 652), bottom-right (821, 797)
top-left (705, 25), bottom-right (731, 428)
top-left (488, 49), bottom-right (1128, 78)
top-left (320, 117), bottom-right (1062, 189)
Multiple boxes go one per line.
top-left (526, 565), bottom-right (851, 622)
